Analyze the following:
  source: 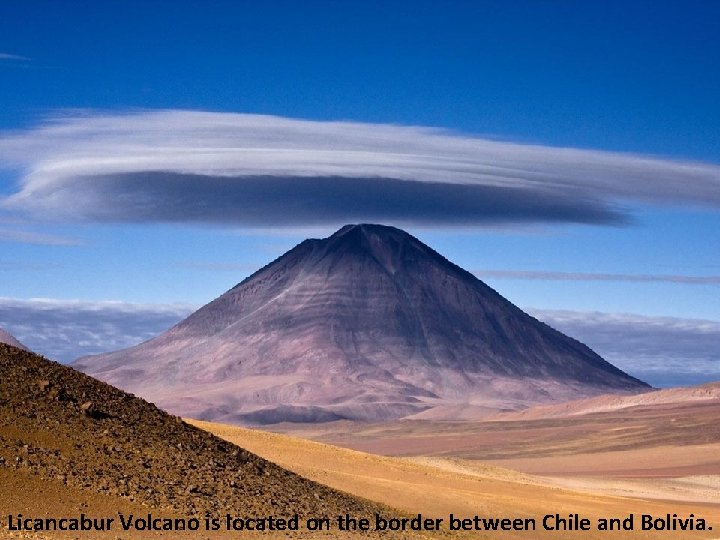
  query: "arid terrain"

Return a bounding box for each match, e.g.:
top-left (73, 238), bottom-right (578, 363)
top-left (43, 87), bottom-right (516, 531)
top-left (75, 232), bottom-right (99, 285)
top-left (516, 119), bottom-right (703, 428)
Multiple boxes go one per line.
top-left (193, 392), bottom-right (720, 540)
top-left (271, 384), bottom-right (720, 471)
top-left (3, 343), bottom-right (718, 540)
top-left (0, 344), bottom-right (403, 540)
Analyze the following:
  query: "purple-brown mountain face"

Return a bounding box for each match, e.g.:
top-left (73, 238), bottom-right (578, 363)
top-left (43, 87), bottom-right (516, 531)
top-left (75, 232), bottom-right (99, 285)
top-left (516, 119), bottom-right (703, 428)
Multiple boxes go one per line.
top-left (74, 224), bottom-right (649, 424)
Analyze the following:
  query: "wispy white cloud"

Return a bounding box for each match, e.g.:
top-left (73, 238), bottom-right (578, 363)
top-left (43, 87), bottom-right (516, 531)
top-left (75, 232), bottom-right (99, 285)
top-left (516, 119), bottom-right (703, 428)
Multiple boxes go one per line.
top-left (0, 297), bottom-right (197, 315)
top-left (0, 227), bottom-right (83, 246)
top-left (175, 261), bottom-right (262, 272)
top-left (476, 269), bottom-right (720, 285)
top-left (0, 110), bottom-right (718, 227)
top-left (0, 53), bottom-right (30, 61)
top-left (0, 260), bottom-right (63, 271)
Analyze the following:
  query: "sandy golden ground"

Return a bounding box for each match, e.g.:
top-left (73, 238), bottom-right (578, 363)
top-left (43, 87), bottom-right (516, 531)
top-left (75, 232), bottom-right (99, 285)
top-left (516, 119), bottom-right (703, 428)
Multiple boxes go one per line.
top-left (191, 419), bottom-right (720, 540)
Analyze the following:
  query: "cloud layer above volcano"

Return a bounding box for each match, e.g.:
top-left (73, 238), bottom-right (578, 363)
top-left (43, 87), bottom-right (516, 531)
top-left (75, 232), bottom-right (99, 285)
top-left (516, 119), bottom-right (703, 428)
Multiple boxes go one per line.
top-left (1, 110), bottom-right (719, 227)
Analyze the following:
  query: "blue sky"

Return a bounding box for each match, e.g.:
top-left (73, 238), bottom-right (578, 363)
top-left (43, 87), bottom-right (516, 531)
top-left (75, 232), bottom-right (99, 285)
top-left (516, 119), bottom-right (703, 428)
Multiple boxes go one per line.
top-left (1, 1), bottom-right (719, 386)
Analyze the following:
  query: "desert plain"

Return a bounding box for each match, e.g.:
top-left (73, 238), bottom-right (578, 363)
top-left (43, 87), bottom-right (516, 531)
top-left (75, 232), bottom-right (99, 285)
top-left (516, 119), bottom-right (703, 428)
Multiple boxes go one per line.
top-left (192, 384), bottom-right (720, 539)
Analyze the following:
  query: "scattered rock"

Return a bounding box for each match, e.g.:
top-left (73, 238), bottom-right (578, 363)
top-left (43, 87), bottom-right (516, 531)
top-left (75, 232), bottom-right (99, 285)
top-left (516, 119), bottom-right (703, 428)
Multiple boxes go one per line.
top-left (0, 343), bottom-right (388, 520)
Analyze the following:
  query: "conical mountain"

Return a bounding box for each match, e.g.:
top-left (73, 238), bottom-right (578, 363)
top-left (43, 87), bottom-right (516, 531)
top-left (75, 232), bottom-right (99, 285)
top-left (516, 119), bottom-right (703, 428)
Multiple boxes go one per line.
top-left (74, 224), bottom-right (649, 423)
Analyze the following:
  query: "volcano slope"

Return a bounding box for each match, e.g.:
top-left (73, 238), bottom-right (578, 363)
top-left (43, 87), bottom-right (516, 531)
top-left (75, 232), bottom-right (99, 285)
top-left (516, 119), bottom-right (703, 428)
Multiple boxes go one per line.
top-left (0, 343), bottom-right (393, 539)
top-left (74, 224), bottom-right (649, 424)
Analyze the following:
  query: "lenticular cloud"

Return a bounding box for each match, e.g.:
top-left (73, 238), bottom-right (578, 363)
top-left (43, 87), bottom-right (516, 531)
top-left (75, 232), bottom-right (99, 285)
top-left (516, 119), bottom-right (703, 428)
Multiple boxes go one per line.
top-left (1, 110), bottom-right (719, 226)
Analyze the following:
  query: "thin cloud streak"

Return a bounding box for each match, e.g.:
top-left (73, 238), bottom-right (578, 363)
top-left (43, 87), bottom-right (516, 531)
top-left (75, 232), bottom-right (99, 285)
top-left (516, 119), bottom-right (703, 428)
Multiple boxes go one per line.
top-left (476, 269), bottom-right (720, 285)
top-left (176, 261), bottom-right (263, 272)
top-left (0, 297), bottom-right (198, 314)
top-left (0, 261), bottom-right (63, 271)
top-left (0, 53), bottom-right (30, 61)
top-left (1, 110), bottom-right (719, 227)
top-left (0, 227), bottom-right (83, 246)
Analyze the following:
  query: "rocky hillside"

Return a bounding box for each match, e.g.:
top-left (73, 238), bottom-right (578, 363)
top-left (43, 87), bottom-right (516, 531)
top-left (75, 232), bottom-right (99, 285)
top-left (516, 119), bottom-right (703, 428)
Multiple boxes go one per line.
top-left (0, 343), bottom-right (384, 520)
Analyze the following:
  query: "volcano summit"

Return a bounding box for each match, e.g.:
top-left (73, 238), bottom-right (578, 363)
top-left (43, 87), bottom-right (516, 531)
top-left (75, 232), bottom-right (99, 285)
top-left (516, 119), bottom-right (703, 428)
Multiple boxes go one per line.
top-left (74, 224), bottom-right (649, 423)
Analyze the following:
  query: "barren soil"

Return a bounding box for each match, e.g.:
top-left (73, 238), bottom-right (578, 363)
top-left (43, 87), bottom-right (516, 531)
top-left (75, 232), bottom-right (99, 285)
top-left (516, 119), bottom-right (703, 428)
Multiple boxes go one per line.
top-left (273, 398), bottom-right (720, 472)
top-left (193, 419), bottom-right (720, 540)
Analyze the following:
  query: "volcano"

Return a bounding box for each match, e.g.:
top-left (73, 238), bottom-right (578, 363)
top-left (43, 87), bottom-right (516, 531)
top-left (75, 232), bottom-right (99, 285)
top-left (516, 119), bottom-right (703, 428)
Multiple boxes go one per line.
top-left (74, 224), bottom-right (649, 423)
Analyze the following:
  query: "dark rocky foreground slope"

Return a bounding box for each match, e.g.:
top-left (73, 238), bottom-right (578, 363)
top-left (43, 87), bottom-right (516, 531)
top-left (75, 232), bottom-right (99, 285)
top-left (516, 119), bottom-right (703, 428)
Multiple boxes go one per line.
top-left (0, 343), bottom-right (384, 519)
top-left (75, 224), bottom-right (648, 424)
